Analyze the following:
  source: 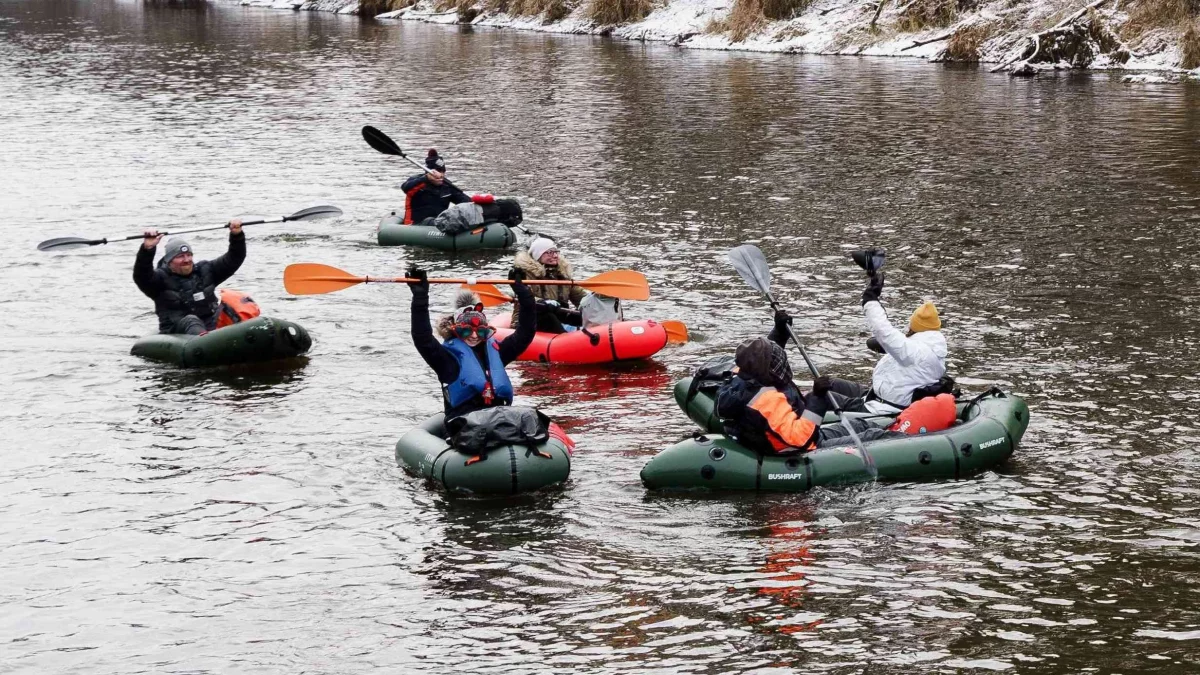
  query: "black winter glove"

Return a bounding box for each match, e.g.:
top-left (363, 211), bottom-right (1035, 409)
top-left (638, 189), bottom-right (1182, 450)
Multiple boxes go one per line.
top-left (811, 375), bottom-right (832, 398)
top-left (405, 265), bottom-right (429, 293)
top-left (866, 337), bottom-right (885, 354)
top-left (507, 267), bottom-right (526, 284)
top-left (774, 309), bottom-right (793, 332)
top-left (861, 271), bottom-right (885, 306)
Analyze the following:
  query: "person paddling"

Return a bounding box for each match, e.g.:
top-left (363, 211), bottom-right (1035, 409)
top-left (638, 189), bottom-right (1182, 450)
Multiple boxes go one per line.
top-left (133, 220), bottom-right (245, 335)
top-left (407, 265), bottom-right (536, 419)
top-left (511, 237), bottom-right (586, 333)
top-left (400, 149), bottom-right (472, 224)
top-left (774, 271), bottom-right (948, 415)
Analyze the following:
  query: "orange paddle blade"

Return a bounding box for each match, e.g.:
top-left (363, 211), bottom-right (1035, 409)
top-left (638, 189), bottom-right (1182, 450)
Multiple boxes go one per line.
top-left (284, 263), bottom-right (368, 295)
top-left (662, 320), bottom-right (689, 344)
top-left (578, 270), bottom-right (650, 301)
top-left (464, 283), bottom-right (513, 307)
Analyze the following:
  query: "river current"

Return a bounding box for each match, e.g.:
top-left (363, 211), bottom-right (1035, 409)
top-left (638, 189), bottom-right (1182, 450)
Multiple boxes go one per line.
top-left (3, 1), bottom-right (1200, 672)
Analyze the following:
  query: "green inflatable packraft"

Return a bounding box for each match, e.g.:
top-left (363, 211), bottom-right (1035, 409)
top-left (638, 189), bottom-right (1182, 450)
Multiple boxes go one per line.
top-left (396, 414), bottom-right (571, 496)
top-left (131, 316), bottom-right (312, 369)
top-left (377, 213), bottom-right (516, 251)
top-left (640, 377), bottom-right (1029, 492)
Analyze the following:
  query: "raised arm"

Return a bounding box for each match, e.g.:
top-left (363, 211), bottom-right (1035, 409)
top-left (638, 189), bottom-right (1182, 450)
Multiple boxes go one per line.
top-left (498, 271), bottom-right (536, 365)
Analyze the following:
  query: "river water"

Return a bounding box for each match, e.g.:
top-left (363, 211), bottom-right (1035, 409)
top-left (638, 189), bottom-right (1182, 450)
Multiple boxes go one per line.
top-left (3, 1), bottom-right (1200, 672)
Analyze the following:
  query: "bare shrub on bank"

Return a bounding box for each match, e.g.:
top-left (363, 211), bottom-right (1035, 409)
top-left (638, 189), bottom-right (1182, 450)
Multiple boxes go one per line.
top-left (896, 0), bottom-right (978, 32)
top-left (480, 0), bottom-right (573, 21)
top-left (1182, 23), bottom-right (1200, 67)
top-left (588, 0), bottom-right (653, 25)
top-left (943, 21), bottom-right (995, 59)
top-left (707, 0), bottom-right (810, 42)
top-left (360, 0), bottom-right (416, 15)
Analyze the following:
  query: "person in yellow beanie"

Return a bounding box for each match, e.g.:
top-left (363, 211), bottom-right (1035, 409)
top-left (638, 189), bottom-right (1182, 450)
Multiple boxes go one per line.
top-left (908, 301), bottom-right (941, 334)
top-left (853, 272), bottom-right (948, 414)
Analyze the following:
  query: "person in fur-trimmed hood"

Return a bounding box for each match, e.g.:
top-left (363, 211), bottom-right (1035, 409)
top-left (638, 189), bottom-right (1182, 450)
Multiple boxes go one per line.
top-left (407, 265), bottom-right (536, 420)
top-left (511, 237), bottom-right (586, 333)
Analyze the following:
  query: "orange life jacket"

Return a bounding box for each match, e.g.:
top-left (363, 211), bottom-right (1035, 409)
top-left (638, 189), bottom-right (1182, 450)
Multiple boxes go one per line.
top-left (215, 289), bottom-right (261, 328)
top-left (889, 393), bottom-right (957, 435)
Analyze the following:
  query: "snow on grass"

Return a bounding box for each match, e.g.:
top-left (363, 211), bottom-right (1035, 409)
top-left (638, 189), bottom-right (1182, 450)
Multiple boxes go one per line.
top-left (232, 0), bottom-right (1200, 73)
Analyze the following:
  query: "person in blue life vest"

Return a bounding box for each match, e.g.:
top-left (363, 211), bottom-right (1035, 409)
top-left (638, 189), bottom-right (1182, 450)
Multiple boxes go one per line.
top-left (400, 149), bottom-right (472, 224)
top-left (407, 265), bottom-right (536, 419)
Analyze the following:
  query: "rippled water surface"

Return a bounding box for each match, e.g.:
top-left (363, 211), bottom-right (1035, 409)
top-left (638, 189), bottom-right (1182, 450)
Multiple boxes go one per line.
top-left (4, 1), bottom-right (1200, 672)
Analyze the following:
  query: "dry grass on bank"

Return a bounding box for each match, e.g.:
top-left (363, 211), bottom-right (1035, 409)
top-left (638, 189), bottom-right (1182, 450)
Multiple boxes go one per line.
top-left (1123, 0), bottom-right (1198, 38)
top-left (705, 0), bottom-right (810, 42)
top-left (1120, 0), bottom-right (1200, 67)
top-left (474, 0), bottom-right (573, 21)
top-left (588, 0), bottom-right (653, 25)
top-left (1182, 23), bottom-right (1200, 67)
top-left (359, 0), bottom-right (416, 15)
top-left (942, 21), bottom-right (995, 59)
top-left (895, 0), bottom-right (978, 33)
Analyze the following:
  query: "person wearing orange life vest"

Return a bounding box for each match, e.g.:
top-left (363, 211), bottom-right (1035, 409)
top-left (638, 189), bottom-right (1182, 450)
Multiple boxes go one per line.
top-left (399, 149), bottom-right (472, 224)
top-left (715, 333), bottom-right (893, 453)
top-left (406, 265), bottom-right (536, 420)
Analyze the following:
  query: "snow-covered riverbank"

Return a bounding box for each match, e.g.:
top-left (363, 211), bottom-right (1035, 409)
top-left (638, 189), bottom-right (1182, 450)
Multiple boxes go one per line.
top-left (234, 0), bottom-right (1200, 77)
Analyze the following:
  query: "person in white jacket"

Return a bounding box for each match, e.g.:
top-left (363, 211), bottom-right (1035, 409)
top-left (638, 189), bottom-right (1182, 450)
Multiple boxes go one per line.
top-left (854, 271), bottom-right (947, 414)
top-left (770, 272), bottom-right (948, 415)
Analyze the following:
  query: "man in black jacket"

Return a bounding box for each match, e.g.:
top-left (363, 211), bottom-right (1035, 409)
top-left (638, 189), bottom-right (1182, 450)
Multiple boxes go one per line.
top-left (400, 148), bottom-right (471, 224)
top-left (133, 221), bottom-right (245, 335)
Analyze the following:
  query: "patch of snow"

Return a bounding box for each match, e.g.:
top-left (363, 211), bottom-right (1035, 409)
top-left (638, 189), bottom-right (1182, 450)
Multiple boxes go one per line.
top-left (228, 0), bottom-right (1195, 74)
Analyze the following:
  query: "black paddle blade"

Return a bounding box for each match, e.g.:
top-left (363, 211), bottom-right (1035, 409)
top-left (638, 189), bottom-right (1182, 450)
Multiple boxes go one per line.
top-left (728, 244), bottom-right (773, 295)
top-left (37, 236), bottom-right (105, 251)
top-left (285, 205), bottom-right (343, 222)
top-left (362, 125), bottom-right (404, 157)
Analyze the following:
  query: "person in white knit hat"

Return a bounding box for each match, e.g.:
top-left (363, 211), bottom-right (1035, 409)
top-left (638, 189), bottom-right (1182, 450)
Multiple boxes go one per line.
top-left (510, 237), bottom-right (585, 333)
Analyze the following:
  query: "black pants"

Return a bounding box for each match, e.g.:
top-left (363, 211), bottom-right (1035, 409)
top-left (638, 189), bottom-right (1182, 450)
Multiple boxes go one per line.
top-left (169, 314), bottom-right (211, 336)
top-left (533, 305), bottom-right (582, 334)
top-left (822, 377), bottom-right (872, 413)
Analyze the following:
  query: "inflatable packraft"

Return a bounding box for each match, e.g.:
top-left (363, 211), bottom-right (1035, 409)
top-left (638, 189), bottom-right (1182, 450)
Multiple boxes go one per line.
top-left (639, 377), bottom-right (1029, 492)
top-left (396, 413), bottom-right (573, 495)
top-left (490, 314), bottom-right (669, 365)
top-left (131, 316), bottom-right (312, 368)
top-left (377, 212), bottom-right (516, 251)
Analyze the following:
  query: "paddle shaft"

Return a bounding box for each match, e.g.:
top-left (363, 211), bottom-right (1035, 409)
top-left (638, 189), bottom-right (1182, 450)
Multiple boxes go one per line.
top-left (327, 276), bottom-right (604, 287)
top-left (146, 216), bottom-right (284, 240)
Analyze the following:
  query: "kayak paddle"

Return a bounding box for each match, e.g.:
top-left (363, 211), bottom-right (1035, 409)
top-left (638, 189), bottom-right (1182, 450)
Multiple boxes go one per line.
top-left (37, 205), bottom-right (344, 252)
top-left (462, 282), bottom-right (689, 343)
top-left (284, 263), bottom-right (650, 301)
top-left (728, 243), bottom-right (877, 478)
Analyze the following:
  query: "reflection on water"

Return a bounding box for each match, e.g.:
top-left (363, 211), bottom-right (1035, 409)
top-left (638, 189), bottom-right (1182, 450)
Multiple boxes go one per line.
top-left (4, 0), bottom-right (1200, 672)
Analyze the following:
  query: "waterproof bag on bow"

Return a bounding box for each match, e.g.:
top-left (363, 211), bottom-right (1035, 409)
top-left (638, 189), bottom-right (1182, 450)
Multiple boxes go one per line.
top-left (446, 406), bottom-right (551, 455)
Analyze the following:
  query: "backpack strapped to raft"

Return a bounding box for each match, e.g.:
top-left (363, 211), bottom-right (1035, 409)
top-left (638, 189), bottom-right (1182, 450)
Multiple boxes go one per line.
top-left (911, 375), bottom-right (961, 402)
top-left (684, 354), bottom-right (738, 407)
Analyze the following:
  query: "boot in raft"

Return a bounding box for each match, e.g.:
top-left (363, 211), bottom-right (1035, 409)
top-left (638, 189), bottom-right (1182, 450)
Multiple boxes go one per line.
top-left (396, 413), bottom-right (572, 495)
top-left (490, 314), bottom-right (669, 365)
top-left (131, 316), bottom-right (312, 369)
top-left (377, 212), bottom-right (515, 251)
top-left (641, 379), bottom-right (1029, 492)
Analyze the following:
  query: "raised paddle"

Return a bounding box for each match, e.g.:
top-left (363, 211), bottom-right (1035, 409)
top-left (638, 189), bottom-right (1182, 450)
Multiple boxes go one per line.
top-left (727, 244), bottom-right (877, 478)
top-left (362, 125), bottom-right (534, 234)
top-left (283, 263), bottom-right (650, 300)
top-left (36, 205), bottom-right (344, 252)
top-left (461, 282), bottom-right (689, 343)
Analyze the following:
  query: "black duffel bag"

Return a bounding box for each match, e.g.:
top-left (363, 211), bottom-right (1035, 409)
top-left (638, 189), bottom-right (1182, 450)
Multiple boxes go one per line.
top-left (480, 198), bottom-right (523, 227)
top-left (446, 406), bottom-right (550, 455)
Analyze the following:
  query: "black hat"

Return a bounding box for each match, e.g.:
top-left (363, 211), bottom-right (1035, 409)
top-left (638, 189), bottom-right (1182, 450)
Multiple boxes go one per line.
top-left (425, 148), bottom-right (446, 172)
